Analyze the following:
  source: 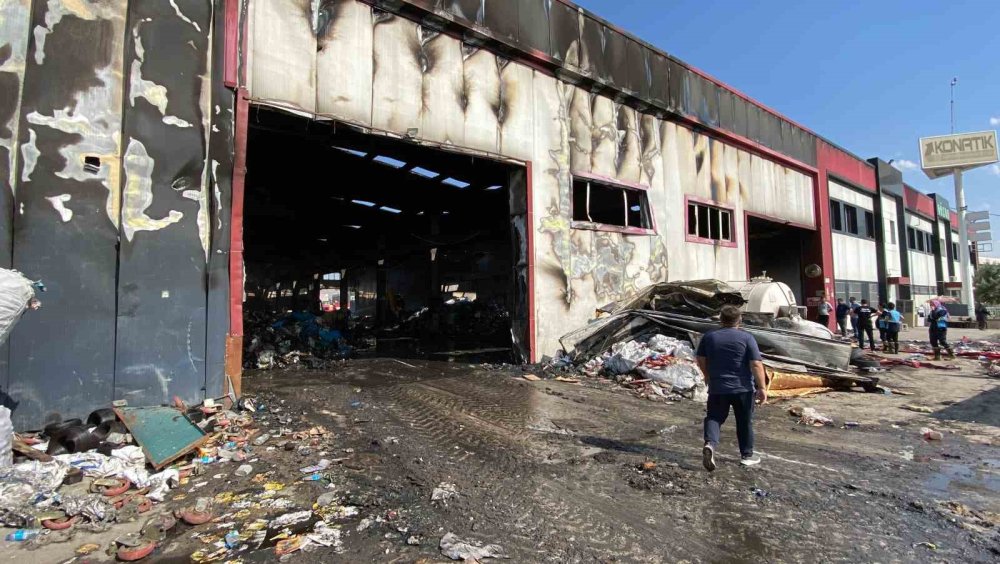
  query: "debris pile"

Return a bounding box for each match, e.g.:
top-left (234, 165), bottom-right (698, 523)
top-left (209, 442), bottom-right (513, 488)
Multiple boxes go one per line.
top-left (243, 310), bottom-right (351, 370)
top-left (560, 279), bottom-right (878, 398)
top-left (580, 334), bottom-right (707, 402)
top-left (0, 394), bottom-right (351, 561)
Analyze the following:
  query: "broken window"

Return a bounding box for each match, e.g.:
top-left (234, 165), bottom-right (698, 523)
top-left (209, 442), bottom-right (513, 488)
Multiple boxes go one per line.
top-left (571, 177), bottom-right (653, 230)
top-left (686, 200), bottom-right (733, 243)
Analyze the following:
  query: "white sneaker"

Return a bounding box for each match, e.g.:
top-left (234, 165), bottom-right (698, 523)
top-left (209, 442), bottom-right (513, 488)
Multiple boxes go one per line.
top-left (740, 454), bottom-right (762, 467)
top-left (702, 444), bottom-right (716, 472)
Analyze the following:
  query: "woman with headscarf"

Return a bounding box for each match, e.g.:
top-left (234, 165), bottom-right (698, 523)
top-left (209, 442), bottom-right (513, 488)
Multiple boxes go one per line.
top-left (927, 300), bottom-right (955, 360)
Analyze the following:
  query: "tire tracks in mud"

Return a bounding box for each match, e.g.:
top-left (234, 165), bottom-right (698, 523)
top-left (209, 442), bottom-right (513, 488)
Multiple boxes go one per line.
top-left (373, 373), bottom-right (736, 563)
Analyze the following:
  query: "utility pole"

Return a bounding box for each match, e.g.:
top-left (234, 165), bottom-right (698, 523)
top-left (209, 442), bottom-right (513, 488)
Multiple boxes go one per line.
top-left (953, 169), bottom-right (975, 306)
top-left (950, 77), bottom-right (958, 133)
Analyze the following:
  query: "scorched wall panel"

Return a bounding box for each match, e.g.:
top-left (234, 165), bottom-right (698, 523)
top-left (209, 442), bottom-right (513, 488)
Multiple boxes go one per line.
top-left (244, 0), bottom-right (819, 358)
top-left (114, 0), bottom-right (214, 407)
top-left (8, 0), bottom-right (128, 428)
top-left (0, 0), bottom-right (32, 401)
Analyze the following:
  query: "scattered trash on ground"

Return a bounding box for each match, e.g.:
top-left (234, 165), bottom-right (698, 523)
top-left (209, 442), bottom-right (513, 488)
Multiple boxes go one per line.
top-left (789, 406), bottom-right (834, 426)
top-left (900, 404), bottom-right (935, 414)
top-left (439, 532), bottom-right (506, 561)
top-left (920, 428), bottom-right (943, 441)
top-left (431, 482), bottom-right (459, 502)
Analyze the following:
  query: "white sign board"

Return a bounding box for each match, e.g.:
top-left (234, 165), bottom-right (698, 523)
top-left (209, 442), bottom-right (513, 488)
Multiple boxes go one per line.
top-left (969, 231), bottom-right (992, 243)
top-left (920, 130), bottom-right (999, 179)
top-left (966, 210), bottom-right (990, 222)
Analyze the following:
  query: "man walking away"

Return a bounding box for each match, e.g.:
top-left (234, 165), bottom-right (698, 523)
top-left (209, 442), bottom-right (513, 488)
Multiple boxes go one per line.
top-left (856, 299), bottom-right (876, 352)
top-left (883, 302), bottom-right (902, 354)
top-left (928, 300), bottom-right (955, 360)
top-left (835, 298), bottom-right (850, 337)
top-left (817, 295), bottom-right (832, 329)
top-left (697, 305), bottom-right (767, 471)
top-left (975, 303), bottom-right (989, 331)
top-left (849, 297), bottom-right (860, 340)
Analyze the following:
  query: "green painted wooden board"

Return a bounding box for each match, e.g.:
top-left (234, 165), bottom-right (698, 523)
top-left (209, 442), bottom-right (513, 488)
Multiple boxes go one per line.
top-left (114, 406), bottom-right (209, 469)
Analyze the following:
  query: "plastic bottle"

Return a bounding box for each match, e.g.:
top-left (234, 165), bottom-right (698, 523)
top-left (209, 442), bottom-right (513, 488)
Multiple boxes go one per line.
top-left (6, 529), bottom-right (40, 542)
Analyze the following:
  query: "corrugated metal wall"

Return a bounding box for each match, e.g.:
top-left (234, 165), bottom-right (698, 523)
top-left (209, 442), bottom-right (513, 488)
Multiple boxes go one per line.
top-left (0, 0), bottom-right (233, 429)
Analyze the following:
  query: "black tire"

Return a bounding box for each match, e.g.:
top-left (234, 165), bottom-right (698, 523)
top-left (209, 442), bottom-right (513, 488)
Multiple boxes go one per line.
top-left (86, 408), bottom-right (117, 427)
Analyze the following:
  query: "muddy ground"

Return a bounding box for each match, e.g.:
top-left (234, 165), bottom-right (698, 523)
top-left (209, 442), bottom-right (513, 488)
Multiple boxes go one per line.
top-left (8, 329), bottom-right (1000, 563)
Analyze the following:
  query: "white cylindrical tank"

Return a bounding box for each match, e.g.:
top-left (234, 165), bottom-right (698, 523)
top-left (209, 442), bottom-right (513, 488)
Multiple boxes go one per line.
top-left (728, 277), bottom-right (798, 318)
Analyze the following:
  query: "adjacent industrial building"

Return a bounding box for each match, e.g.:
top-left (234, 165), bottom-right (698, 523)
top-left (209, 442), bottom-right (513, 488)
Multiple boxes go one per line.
top-left (0, 0), bottom-right (977, 428)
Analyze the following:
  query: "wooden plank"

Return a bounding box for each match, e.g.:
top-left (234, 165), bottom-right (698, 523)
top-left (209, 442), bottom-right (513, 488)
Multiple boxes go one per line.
top-left (372, 13), bottom-right (422, 135)
top-left (249, 0), bottom-right (316, 113)
top-left (316, 0), bottom-right (374, 126)
top-left (8, 0), bottom-right (127, 429)
top-left (114, 0), bottom-right (213, 408)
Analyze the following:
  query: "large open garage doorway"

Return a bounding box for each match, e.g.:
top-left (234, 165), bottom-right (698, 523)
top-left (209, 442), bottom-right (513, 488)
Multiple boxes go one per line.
top-left (746, 215), bottom-right (815, 303)
top-left (241, 108), bottom-right (530, 366)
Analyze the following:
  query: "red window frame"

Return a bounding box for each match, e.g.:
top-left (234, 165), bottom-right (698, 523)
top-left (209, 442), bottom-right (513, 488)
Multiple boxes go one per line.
top-left (684, 195), bottom-right (737, 248)
top-left (569, 172), bottom-right (657, 235)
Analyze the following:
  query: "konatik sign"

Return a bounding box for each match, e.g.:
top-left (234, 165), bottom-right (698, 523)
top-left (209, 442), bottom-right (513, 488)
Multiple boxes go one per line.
top-left (920, 130), bottom-right (999, 178)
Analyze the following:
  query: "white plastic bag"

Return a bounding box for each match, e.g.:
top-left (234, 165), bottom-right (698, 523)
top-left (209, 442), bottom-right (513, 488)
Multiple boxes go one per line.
top-left (604, 340), bottom-right (652, 375)
top-left (0, 269), bottom-right (35, 346)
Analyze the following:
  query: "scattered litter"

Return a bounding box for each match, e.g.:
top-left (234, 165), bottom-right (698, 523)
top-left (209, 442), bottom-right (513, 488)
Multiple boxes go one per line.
top-left (900, 404), bottom-right (934, 414)
top-left (750, 487), bottom-right (768, 498)
top-left (789, 406), bottom-right (833, 426)
top-left (431, 482), bottom-right (459, 502)
top-left (913, 541), bottom-right (938, 550)
top-left (269, 510), bottom-right (313, 529)
top-left (921, 428), bottom-right (943, 441)
top-left (407, 535), bottom-right (421, 546)
top-left (234, 464), bottom-right (253, 477)
top-left (439, 532), bottom-right (506, 561)
top-left (522, 374), bottom-right (541, 381)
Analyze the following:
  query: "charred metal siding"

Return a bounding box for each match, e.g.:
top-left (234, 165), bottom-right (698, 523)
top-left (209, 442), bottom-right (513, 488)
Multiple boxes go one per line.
top-left (0, 1), bottom-right (234, 429)
top-left (243, 1), bottom-right (818, 357)
top-left (0, 0), bottom-right (32, 403)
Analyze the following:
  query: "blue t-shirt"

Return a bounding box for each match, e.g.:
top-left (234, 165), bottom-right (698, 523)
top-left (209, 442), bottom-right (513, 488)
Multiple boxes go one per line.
top-left (695, 327), bottom-right (762, 395)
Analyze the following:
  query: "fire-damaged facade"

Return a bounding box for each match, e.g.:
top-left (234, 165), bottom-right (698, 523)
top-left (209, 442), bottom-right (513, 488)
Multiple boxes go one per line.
top-left (0, 0), bottom-right (968, 429)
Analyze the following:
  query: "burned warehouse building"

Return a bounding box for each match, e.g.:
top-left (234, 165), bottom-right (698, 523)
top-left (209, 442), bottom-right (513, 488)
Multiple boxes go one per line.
top-left (0, 0), bottom-right (972, 429)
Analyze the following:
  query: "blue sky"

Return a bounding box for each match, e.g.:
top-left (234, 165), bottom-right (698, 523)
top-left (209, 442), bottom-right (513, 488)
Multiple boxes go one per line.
top-left (576, 0), bottom-right (1000, 232)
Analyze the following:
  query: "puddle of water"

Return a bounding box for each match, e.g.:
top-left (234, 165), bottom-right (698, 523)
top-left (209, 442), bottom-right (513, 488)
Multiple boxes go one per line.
top-left (923, 459), bottom-right (1000, 496)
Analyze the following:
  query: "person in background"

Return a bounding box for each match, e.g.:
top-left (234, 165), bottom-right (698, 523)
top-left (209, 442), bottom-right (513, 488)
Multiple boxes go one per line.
top-left (876, 303), bottom-right (888, 351)
top-left (882, 302), bottom-right (903, 354)
top-left (696, 305), bottom-right (767, 471)
top-left (975, 303), bottom-right (989, 331)
top-left (816, 295), bottom-right (832, 329)
top-left (835, 298), bottom-right (850, 337)
top-left (849, 297), bottom-right (860, 340)
top-left (917, 304), bottom-right (926, 327)
top-left (856, 299), bottom-right (876, 352)
top-left (928, 300), bottom-right (954, 360)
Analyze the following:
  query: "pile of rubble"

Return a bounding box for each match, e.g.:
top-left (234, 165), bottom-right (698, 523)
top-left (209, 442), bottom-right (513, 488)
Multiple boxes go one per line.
top-left (558, 279), bottom-right (879, 399)
top-left (243, 311), bottom-right (352, 370)
top-left (580, 334), bottom-right (707, 402)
